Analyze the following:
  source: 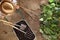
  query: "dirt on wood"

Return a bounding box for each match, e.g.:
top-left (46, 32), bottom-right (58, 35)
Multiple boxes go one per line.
top-left (0, 0), bottom-right (48, 40)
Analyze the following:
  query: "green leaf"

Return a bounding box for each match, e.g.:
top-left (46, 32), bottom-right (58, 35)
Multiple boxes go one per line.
top-left (49, 0), bottom-right (54, 3)
top-left (47, 10), bottom-right (53, 16)
top-left (51, 3), bottom-right (55, 7)
top-left (39, 18), bottom-right (44, 21)
top-left (40, 29), bottom-right (44, 33)
top-left (44, 27), bottom-right (54, 35)
top-left (50, 35), bottom-right (58, 40)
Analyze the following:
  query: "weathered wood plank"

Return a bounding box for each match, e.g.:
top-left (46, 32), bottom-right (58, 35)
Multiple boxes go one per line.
top-left (0, 21), bottom-right (19, 40)
top-left (0, 0), bottom-right (48, 40)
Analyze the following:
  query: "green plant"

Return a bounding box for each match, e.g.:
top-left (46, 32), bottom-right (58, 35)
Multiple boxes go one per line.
top-left (39, 0), bottom-right (60, 40)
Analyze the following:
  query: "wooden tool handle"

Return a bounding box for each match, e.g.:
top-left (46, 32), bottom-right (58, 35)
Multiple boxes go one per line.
top-left (0, 20), bottom-right (26, 34)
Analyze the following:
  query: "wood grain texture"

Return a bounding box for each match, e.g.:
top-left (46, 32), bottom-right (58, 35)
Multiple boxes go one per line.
top-left (0, 0), bottom-right (48, 40)
top-left (0, 21), bottom-right (19, 40)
